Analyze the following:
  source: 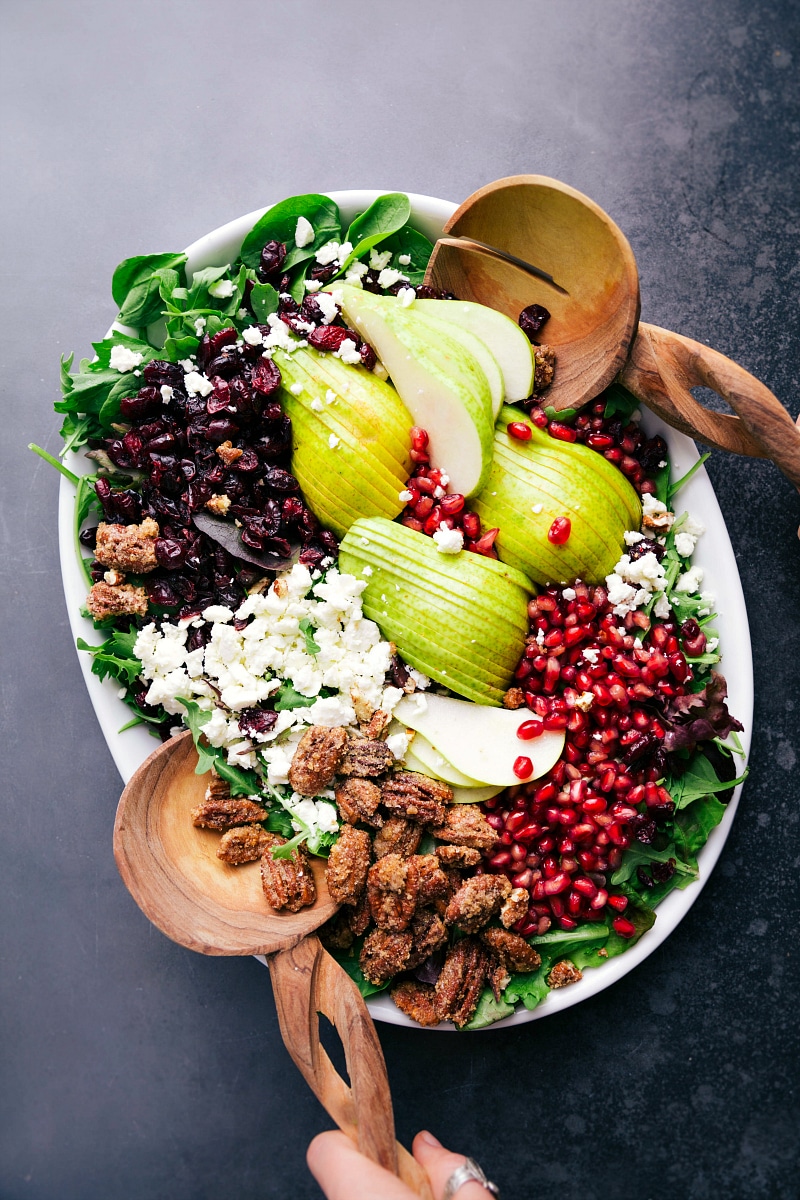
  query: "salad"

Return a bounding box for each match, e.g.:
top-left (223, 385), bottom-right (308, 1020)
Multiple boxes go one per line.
top-left (36, 190), bottom-right (747, 1030)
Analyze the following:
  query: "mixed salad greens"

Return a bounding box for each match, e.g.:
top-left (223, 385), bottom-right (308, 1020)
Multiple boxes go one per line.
top-left (36, 190), bottom-right (748, 1028)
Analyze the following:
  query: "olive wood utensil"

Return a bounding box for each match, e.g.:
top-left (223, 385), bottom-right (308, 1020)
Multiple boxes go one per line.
top-left (426, 175), bottom-right (800, 489)
top-left (113, 731), bottom-right (432, 1199)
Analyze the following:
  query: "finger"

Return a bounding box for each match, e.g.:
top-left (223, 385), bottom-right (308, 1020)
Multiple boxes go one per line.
top-left (413, 1131), bottom-right (497, 1200)
top-left (307, 1130), bottom-right (418, 1200)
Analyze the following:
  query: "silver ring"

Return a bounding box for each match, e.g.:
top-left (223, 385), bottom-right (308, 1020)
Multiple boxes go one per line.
top-left (442, 1157), bottom-right (500, 1199)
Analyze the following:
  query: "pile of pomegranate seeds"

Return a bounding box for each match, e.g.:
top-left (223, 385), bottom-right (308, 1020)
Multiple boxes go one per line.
top-left (481, 584), bottom-right (696, 940)
top-left (400, 427), bottom-right (500, 557)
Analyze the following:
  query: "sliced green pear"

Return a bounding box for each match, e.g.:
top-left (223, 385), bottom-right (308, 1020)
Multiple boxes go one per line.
top-left (407, 310), bottom-right (504, 417)
top-left (273, 347), bottom-right (412, 538)
top-left (405, 731), bottom-right (485, 787)
top-left (414, 298), bottom-right (534, 401)
top-left (393, 692), bottom-right (565, 786)
top-left (334, 285), bottom-right (494, 497)
top-left (339, 517), bottom-right (533, 706)
top-left (450, 783), bottom-right (506, 805)
top-left (474, 407), bottom-right (641, 585)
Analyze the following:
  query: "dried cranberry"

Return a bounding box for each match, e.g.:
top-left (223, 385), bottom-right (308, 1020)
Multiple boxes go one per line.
top-left (206, 350), bottom-right (239, 379)
top-left (238, 707), bottom-right (279, 738)
top-left (209, 327), bottom-right (238, 355)
top-left (195, 334), bottom-right (212, 372)
top-left (518, 304), bottom-right (551, 341)
top-left (629, 539), bottom-right (665, 562)
top-left (146, 578), bottom-right (180, 607)
top-left (206, 378), bottom-right (231, 414)
top-left (308, 326), bottom-right (357, 353)
top-left (251, 357), bottom-right (282, 396)
top-left (263, 466), bottom-right (300, 494)
top-left (143, 360), bottom-right (183, 387)
top-left (359, 342), bottom-right (377, 371)
top-left (258, 241), bottom-right (286, 281)
top-left (120, 389), bottom-right (161, 420)
top-left (155, 538), bottom-right (188, 569)
top-left (205, 418), bottom-right (240, 443)
top-left (79, 525), bottom-right (98, 548)
top-left (232, 449), bottom-right (260, 473)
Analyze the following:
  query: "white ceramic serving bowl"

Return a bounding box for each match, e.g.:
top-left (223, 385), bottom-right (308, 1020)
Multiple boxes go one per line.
top-left (58, 190), bottom-right (753, 1031)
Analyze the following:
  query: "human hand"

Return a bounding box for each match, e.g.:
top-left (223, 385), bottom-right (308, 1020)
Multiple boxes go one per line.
top-left (307, 1129), bottom-right (497, 1200)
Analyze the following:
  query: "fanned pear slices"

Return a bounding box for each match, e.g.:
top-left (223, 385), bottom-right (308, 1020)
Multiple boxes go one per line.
top-left (394, 693), bottom-right (565, 786)
top-left (413, 298), bottom-right (535, 402)
top-left (338, 517), bottom-right (533, 706)
top-left (274, 347), bottom-right (412, 539)
top-left (474, 407), bottom-right (642, 585)
top-left (334, 285), bottom-right (495, 497)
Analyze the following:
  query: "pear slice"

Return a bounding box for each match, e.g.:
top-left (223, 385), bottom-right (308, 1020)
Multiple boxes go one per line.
top-left (474, 407), bottom-right (642, 584)
top-left (414, 298), bottom-right (534, 401)
top-left (406, 731), bottom-right (485, 787)
top-left (335, 285), bottom-right (494, 497)
top-left (393, 692), bottom-right (565, 786)
top-left (339, 518), bottom-right (533, 706)
top-left (450, 783), bottom-right (506, 805)
top-left (407, 309), bottom-right (504, 417)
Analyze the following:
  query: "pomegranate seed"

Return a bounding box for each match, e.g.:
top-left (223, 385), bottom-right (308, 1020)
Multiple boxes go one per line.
top-left (462, 511), bottom-right (481, 539)
top-left (548, 516), bottom-right (572, 544)
top-left (549, 421), bottom-right (578, 442)
top-left (612, 916), bottom-right (636, 938)
top-left (513, 756), bottom-right (534, 779)
top-left (410, 426), bottom-right (428, 450)
top-left (517, 719), bottom-right (545, 740)
top-left (607, 894), bottom-right (629, 912)
top-left (440, 493), bottom-right (465, 517)
top-left (507, 420), bottom-right (533, 442)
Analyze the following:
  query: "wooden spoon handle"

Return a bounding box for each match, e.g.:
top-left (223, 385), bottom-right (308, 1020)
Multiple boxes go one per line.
top-left (619, 322), bottom-right (800, 488)
top-left (268, 936), bottom-right (433, 1199)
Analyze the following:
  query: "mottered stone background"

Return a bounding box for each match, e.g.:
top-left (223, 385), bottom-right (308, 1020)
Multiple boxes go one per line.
top-left (2, 2), bottom-right (798, 1198)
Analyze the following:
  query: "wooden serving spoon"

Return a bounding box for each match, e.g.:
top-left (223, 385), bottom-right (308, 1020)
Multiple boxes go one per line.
top-left (113, 730), bottom-right (432, 1199)
top-left (426, 174), bottom-right (800, 489)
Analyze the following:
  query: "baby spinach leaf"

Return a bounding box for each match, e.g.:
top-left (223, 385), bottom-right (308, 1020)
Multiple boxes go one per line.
top-left (379, 225), bottom-right (435, 286)
top-left (239, 194), bottom-right (341, 271)
top-left (113, 252), bottom-right (187, 328)
top-left (249, 280), bottom-right (279, 323)
top-left (610, 841), bottom-right (697, 888)
top-left (674, 794), bottom-right (727, 859)
top-left (461, 987), bottom-right (515, 1030)
top-left (340, 193), bottom-right (411, 272)
top-left (602, 382), bottom-right (640, 421)
top-left (667, 752), bottom-right (748, 809)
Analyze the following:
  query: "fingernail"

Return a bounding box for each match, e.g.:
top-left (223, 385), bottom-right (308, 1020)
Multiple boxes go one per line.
top-left (418, 1131), bottom-right (441, 1147)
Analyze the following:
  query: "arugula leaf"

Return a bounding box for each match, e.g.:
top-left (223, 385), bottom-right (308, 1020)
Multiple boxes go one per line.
top-left (610, 841), bottom-right (696, 888)
top-left (674, 794), bottom-right (727, 859)
top-left (667, 752), bottom-right (748, 809)
top-left (461, 987), bottom-right (515, 1030)
top-left (298, 617), bottom-right (320, 655)
top-left (270, 830), bottom-right (307, 859)
top-left (239, 194), bottom-right (341, 272)
top-left (212, 757), bottom-right (262, 797)
top-left (28, 443), bottom-right (79, 487)
top-left (340, 193), bottom-right (411, 272)
top-left (668, 453), bottom-right (710, 504)
top-left (112, 252), bottom-right (187, 328)
top-left (265, 808), bottom-right (295, 838)
top-left (274, 681), bottom-right (318, 711)
top-left (503, 965), bottom-right (550, 1011)
top-left (330, 939), bottom-right (391, 999)
top-left (77, 628), bottom-right (142, 685)
top-left (602, 383), bottom-right (640, 421)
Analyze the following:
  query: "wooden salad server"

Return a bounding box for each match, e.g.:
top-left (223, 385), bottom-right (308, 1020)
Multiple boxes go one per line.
top-left (113, 731), bottom-right (433, 1199)
top-left (426, 174), bottom-right (800, 490)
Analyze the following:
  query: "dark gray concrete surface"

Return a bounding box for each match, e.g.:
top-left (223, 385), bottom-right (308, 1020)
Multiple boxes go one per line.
top-left (2, 3), bottom-right (798, 1197)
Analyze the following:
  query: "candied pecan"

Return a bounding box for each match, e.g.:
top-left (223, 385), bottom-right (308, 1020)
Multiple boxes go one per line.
top-left (288, 725), bottom-right (348, 795)
top-left (217, 824), bottom-right (273, 864)
top-left (372, 816), bottom-right (422, 859)
top-left (381, 772), bottom-right (452, 825)
top-left (319, 912), bottom-right (354, 952)
top-left (533, 344), bottom-right (556, 392)
top-left (481, 927), bottom-right (542, 973)
top-left (260, 833), bottom-right (316, 912)
top-left (502, 687), bottom-right (526, 710)
top-left (391, 980), bottom-right (440, 1028)
top-left (431, 805), bottom-right (496, 852)
top-left (444, 875), bottom-right (512, 933)
top-left (215, 439), bottom-right (244, 467)
top-left (500, 886), bottom-right (530, 929)
top-left (360, 928), bottom-right (413, 986)
top-left (435, 844), bottom-right (482, 869)
top-left (412, 855), bottom-right (451, 905)
top-left (191, 797), bottom-right (267, 831)
top-left (434, 937), bottom-right (492, 1027)
top-left (205, 493), bottom-right (231, 516)
top-left (361, 709), bottom-right (392, 740)
top-left (340, 738), bottom-right (396, 778)
top-left (347, 891), bottom-right (371, 937)
top-left (366, 853), bottom-right (419, 932)
top-left (325, 826), bottom-right (371, 907)
top-left (335, 778), bottom-right (382, 827)
top-left (488, 959), bottom-right (511, 1002)
top-left (94, 517), bottom-right (160, 574)
top-left (86, 580), bottom-right (148, 620)
top-left (406, 908), bottom-right (448, 969)
top-left (547, 960), bottom-right (583, 989)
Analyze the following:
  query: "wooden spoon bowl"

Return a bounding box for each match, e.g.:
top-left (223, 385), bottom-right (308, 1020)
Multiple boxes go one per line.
top-left (114, 731), bottom-right (432, 1198)
top-left (427, 175), bottom-right (800, 489)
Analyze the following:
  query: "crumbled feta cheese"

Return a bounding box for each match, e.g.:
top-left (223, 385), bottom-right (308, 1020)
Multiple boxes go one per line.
top-left (562, 587), bottom-right (576, 601)
top-left (397, 286), bottom-right (416, 307)
top-left (706, 637), bottom-right (719, 653)
top-left (433, 485), bottom-right (446, 500)
top-left (369, 249), bottom-right (392, 271)
top-left (295, 215), bottom-right (315, 248)
top-left (334, 339), bottom-right (362, 365)
top-left (582, 647), bottom-right (600, 664)
top-left (179, 358), bottom-right (195, 371)
top-left (315, 291), bottom-right (340, 325)
top-left (194, 317), bottom-right (207, 336)
top-left (432, 526), bottom-right (464, 554)
top-left (683, 515), bottom-right (705, 537)
top-left (624, 530), bottom-right (644, 546)
top-left (653, 593), bottom-right (671, 619)
top-left (109, 345), bottom-right (144, 373)
top-left (385, 731), bottom-right (411, 760)
top-left (263, 313), bottom-right (305, 354)
top-left (398, 490), bottom-right (413, 503)
top-left (304, 279), bottom-right (322, 293)
top-left (377, 267), bottom-right (403, 289)
top-left (397, 254), bottom-right (411, 266)
top-left (160, 385), bottom-right (173, 404)
top-left (674, 532), bottom-right (696, 558)
top-left (310, 397), bottom-right (323, 412)
top-left (242, 326), bottom-right (264, 346)
top-left (325, 389), bottom-right (337, 404)
top-left (208, 278), bottom-right (234, 299)
top-left (605, 547), bottom-right (668, 617)
top-left (315, 240), bottom-right (341, 266)
top-left (184, 371), bottom-right (214, 397)
top-left (362, 566), bottom-right (373, 576)
top-left (202, 604), bottom-right (234, 624)
top-left (675, 565), bottom-right (704, 594)
top-left (289, 382), bottom-right (304, 395)
top-left (328, 433), bottom-right (340, 449)
top-left (532, 503), bottom-right (543, 515)
top-left (346, 260), bottom-right (369, 280)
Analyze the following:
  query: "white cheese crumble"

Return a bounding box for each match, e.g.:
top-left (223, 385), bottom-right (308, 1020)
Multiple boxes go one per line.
top-left (315, 291), bottom-right (340, 324)
top-left (675, 565), bottom-right (704, 593)
top-left (315, 240), bottom-right (341, 266)
top-left (432, 526), bottom-right (464, 554)
top-left (674, 532), bottom-right (696, 558)
top-left (194, 317), bottom-right (206, 336)
top-left (398, 490), bottom-right (414, 503)
top-left (397, 286), bottom-right (416, 307)
top-left (208, 278), bottom-right (235, 299)
top-left (325, 389), bottom-right (337, 404)
top-left (605, 549), bottom-right (667, 617)
top-left (109, 345), bottom-right (144, 373)
top-left (334, 338), bottom-right (362, 365)
top-left (295, 215), bottom-right (315, 248)
top-left (532, 503), bottom-right (543, 514)
top-left (310, 397), bottom-right (323, 412)
top-left (328, 433), bottom-right (340, 449)
top-left (377, 267), bottom-right (404, 289)
top-left (304, 279), bottom-right (322, 293)
top-left (184, 371), bottom-right (214, 397)
top-left (397, 254), bottom-right (411, 266)
top-left (160, 385), bottom-right (173, 404)
top-left (369, 249), bottom-right (392, 271)
top-left (289, 382), bottom-right (304, 395)
top-left (242, 326), bottom-right (264, 346)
